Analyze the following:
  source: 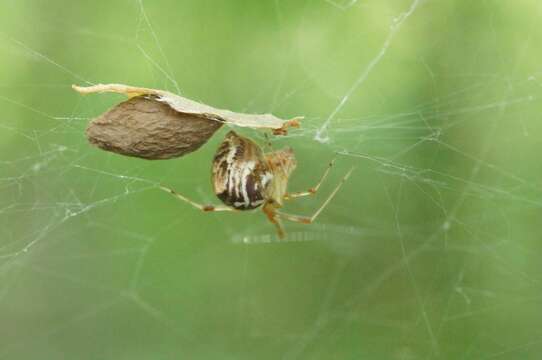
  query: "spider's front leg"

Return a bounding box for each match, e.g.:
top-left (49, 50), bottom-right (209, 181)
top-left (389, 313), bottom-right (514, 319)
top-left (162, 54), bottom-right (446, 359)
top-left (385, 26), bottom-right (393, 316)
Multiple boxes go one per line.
top-left (284, 159), bottom-right (335, 200)
top-left (278, 166), bottom-right (354, 224)
top-left (159, 185), bottom-right (234, 212)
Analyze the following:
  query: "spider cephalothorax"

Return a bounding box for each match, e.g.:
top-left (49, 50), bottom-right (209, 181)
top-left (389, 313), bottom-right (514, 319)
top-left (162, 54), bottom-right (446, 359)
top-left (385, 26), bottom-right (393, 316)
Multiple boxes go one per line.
top-left (161, 130), bottom-right (352, 238)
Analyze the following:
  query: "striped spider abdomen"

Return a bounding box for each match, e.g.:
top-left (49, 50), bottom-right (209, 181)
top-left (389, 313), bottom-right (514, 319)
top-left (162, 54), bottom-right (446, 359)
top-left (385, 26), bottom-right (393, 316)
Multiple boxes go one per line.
top-left (212, 131), bottom-right (274, 210)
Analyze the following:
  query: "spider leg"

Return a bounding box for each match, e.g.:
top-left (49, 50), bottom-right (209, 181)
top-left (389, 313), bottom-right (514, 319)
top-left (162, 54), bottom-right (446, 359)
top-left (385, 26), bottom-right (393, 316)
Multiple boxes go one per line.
top-left (284, 159), bottom-right (336, 199)
top-left (277, 166), bottom-right (354, 224)
top-left (159, 185), bottom-right (234, 212)
top-left (263, 203), bottom-right (286, 239)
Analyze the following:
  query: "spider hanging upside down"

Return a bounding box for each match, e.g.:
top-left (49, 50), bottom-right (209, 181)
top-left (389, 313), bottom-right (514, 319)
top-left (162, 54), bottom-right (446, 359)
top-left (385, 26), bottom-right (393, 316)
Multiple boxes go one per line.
top-left (160, 131), bottom-right (354, 238)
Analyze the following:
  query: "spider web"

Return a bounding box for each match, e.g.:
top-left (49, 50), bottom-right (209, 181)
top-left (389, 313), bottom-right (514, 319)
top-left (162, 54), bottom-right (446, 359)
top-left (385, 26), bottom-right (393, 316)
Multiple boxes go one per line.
top-left (1, 0), bottom-right (542, 358)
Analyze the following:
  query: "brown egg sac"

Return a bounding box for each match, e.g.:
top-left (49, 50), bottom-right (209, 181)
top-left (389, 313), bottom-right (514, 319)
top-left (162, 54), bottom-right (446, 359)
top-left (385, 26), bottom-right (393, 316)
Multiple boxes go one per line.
top-left (85, 95), bottom-right (223, 160)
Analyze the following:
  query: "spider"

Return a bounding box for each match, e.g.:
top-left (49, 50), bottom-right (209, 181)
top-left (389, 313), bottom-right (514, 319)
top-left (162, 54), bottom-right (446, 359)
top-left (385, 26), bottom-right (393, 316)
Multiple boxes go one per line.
top-left (160, 130), bottom-right (353, 238)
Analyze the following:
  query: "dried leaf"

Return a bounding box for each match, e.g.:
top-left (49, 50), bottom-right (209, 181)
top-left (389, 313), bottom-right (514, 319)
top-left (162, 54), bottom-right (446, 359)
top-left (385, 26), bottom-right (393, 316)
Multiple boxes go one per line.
top-left (86, 95), bottom-right (222, 160)
top-left (73, 83), bottom-right (301, 135)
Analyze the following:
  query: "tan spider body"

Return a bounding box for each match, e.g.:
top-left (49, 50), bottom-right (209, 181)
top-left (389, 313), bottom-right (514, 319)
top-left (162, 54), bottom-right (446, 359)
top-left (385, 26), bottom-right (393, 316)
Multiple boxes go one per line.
top-left (161, 131), bottom-right (353, 238)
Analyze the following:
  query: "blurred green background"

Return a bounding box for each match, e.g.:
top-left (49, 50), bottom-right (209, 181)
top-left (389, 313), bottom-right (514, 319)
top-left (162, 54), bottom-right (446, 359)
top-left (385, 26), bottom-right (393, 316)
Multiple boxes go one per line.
top-left (1, 0), bottom-right (542, 359)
